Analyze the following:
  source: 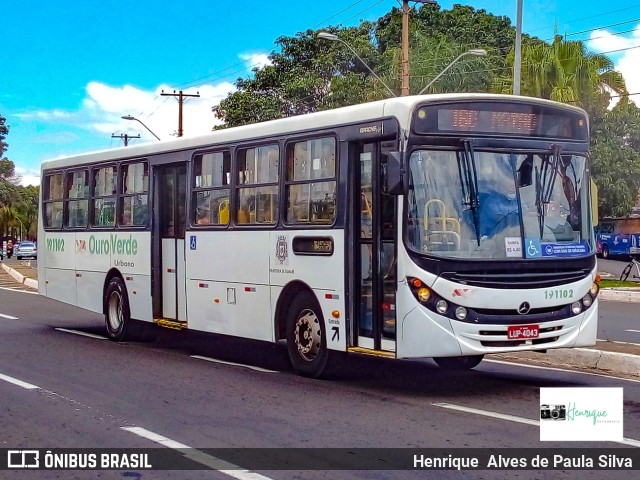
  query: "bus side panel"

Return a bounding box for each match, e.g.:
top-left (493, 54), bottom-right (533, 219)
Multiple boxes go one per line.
top-left (123, 275), bottom-right (152, 322)
top-left (76, 271), bottom-right (106, 314)
top-left (41, 233), bottom-right (76, 305)
top-left (44, 268), bottom-right (77, 306)
top-left (269, 230), bottom-right (346, 352)
top-left (185, 231), bottom-right (272, 341)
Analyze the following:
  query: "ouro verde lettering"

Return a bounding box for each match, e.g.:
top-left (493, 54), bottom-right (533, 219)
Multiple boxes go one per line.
top-left (46, 238), bottom-right (65, 252)
top-left (88, 234), bottom-right (138, 255)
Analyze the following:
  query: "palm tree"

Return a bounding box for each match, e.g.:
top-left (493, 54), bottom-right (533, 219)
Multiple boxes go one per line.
top-left (494, 36), bottom-right (627, 108)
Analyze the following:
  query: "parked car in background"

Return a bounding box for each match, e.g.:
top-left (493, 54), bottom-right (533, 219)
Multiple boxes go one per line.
top-left (0, 248), bottom-right (4, 260)
top-left (15, 241), bottom-right (37, 259)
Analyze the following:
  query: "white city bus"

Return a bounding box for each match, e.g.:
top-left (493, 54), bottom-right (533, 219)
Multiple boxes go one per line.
top-left (39, 93), bottom-right (599, 377)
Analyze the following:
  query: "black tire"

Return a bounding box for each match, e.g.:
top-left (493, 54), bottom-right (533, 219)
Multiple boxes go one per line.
top-left (286, 291), bottom-right (329, 378)
top-left (602, 245), bottom-right (609, 259)
top-left (104, 277), bottom-right (159, 342)
top-left (433, 355), bottom-right (484, 370)
top-left (620, 263), bottom-right (632, 282)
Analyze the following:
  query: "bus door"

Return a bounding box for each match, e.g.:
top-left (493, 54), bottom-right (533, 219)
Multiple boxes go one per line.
top-left (152, 163), bottom-right (187, 324)
top-left (353, 141), bottom-right (397, 353)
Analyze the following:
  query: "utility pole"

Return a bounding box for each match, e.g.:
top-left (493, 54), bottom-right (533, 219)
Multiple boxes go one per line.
top-left (112, 133), bottom-right (140, 146)
top-left (401, 1), bottom-right (437, 96)
top-left (161, 89), bottom-right (200, 137)
top-left (513, 0), bottom-right (523, 95)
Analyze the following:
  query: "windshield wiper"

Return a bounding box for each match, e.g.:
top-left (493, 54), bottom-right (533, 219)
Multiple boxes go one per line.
top-left (457, 140), bottom-right (480, 245)
top-left (534, 145), bottom-right (561, 238)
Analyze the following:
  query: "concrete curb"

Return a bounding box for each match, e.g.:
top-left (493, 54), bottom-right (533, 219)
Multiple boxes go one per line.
top-left (1, 263), bottom-right (35, 289)
top-left (492, 347), bottom-right (640, 377)
top-left (598, 287), bottom-right (640, 303)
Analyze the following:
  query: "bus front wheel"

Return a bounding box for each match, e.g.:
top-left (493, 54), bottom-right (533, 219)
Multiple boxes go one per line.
top-left (602, 245), bottom-right (609, 259)
top-left (433, 355), bottom-right (484, 370)
top-left (286, 291), bottom-right (329, 378)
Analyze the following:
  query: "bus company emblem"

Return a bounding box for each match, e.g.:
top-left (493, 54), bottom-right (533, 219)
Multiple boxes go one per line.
top-left (452, 288), bottom-right (468, 297)
top-left (276, 236), bottom-right (288, 264)
top-left (76, 239), bottom-right (87, 252)
top-left (518, 302), bottom-right (531, 315)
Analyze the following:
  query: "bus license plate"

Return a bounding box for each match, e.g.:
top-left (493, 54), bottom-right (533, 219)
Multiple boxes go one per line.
top-left (507, 325), bottom-right (539, 339)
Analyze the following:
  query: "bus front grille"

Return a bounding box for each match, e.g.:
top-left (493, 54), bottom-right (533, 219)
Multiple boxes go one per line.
top-left (441, 269), bottom-right (590, 289)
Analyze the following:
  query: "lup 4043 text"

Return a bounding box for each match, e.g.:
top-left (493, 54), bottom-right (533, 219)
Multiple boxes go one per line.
top-left (413, 454), bottom-right (633, 470)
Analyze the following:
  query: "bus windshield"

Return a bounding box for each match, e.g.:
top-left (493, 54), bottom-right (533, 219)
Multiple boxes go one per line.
top-left (407, 149), bottom-right (594, 259)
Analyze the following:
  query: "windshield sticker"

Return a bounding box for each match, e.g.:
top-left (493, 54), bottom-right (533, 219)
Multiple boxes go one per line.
top-left (504, 237), bottom-right (522, 258)
top-left (525, 239), bottom-right (588, 258)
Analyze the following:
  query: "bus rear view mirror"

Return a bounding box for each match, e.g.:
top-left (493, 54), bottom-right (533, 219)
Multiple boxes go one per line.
top-left (591, 179), bottom-right (599, 227)
top-left (385, 151), bottom-right (403, 195)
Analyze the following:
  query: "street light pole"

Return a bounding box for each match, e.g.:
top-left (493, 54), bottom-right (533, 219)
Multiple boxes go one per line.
top-left (401, 0), bottom-right (437, 96)
top-left (15, 217), bottom-right (23, 241)
top-left (121, 116), bottom-right (161, 141)
top-left (417, 49), bottom-right (487, 94)
top-left (317, 32), bottom-right (396, 97)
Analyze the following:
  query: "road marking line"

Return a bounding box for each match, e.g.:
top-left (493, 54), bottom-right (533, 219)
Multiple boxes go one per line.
top-left (624, 329), bottom-right (640, 334)
top-left (191, 355), bottom-right (277, 373)
top-left (0, 286), bottom-right (37, 294)
top-left (0, 313), bottom-right (19, 320)
top-left (432, 402), bottom-right (540, 426)
top-left (597, 338), bottom-right (640, 347)
top-left (55, 328), bottom-right (107, 340)
top-left (432, 402), bottom-right (640, 448)
top-left (122, 426), bottom-right (274, 480)
top-left (0, 373), bottom-right (40, 390)
top-left (485, 359), bottom-right (640, 384)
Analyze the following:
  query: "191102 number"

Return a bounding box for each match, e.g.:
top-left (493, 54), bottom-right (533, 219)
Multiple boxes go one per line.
top-left (544, 289), bottom-right (574, 300)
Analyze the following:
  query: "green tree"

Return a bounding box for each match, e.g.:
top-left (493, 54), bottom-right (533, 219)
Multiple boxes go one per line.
top-left (494, 36), bottom-right (627, 109)
top-left (590, 100), bottom-right (640, 218)
top-left (375, 4), bottom-right (522, 94)
top-left (213, 24), bottom-right (377, 128)
top-left (0, 113), bottom-right (27, 242)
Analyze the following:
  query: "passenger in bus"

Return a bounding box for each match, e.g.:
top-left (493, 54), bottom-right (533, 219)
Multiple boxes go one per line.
top-left (196, 203), bottom-right (211, 225)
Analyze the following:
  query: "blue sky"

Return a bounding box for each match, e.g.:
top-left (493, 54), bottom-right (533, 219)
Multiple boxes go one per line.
top-left (3, 1), bottom-right (640, 186)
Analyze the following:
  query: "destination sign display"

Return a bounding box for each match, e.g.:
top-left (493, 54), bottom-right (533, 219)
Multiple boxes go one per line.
top-left (413, 101), bottom-right (588, 140)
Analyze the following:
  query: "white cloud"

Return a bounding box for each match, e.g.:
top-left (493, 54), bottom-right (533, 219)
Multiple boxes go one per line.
top-left (19, 80), bottom-right (236, 142)
top-left (239, 53), bottom-right (272, 72)
top-left (88, 81), bottom-right (236, 139)
top-left (588, 25), bottom-right (640, 106)
top-left (14, 166), bottom-right (41, 187)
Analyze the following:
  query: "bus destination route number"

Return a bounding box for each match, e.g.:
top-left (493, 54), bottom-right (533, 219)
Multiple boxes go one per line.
top-left (507, 325), bottom-right (540, 340)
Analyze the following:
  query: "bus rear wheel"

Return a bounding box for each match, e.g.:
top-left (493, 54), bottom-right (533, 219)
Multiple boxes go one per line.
top-left (286, 291), bottom-right (329, 378)
top-left (105, 277), bottom-right (132, 341)
top-left (433, 355), bottom-right (484, 370)
top-left (104, 277), bottom-right (158, 342)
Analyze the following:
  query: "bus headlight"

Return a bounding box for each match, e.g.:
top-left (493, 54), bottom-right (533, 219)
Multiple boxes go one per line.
top-left (417, 287), bottom-right (431, 302)
top-left (590, 282), bottom-right (599, 296)
top-left (436, 300), bottom-right (448, 314)
top-left (571, 302), bottom-right (582, 315)
top-left (582, 294), bottom-right (593, 308)
top-left (455, 306), bottom-right (468, 320)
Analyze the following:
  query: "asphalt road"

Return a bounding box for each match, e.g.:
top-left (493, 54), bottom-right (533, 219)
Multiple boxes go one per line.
top-left (0, 286), bottom-right (639, 480)
top-left (598, 301), bottom-right (640, 344)
top-left (598, 257), bottom-right (640, 281)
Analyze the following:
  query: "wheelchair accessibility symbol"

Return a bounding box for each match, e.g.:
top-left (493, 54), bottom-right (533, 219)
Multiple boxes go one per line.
top-left (526, 239), bottom-right (541, 258)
